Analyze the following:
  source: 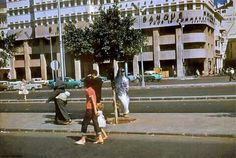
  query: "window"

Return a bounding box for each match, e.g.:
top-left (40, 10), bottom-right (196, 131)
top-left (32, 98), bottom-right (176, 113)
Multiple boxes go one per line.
top-left (179, 4), bottom-right (184, 11)
top-left (187, 4), bottom-right (193, 10)
top-left (163, 6), bottom-right (169, 12)
top-left (196, 3), bottom-right (201, 10)
top-left (156, 7), bottom-right (161, 13)
top-left (171, 6), bottom-right (176, 11)
top-left (149, 8), bottom-right (154, 14)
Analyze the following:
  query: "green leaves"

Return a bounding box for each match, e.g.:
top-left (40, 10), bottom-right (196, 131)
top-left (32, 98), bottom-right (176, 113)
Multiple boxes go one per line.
top-left (0, 32), bottom-right (17, 67)
top-left (63, 5), bottom-right (145, 63)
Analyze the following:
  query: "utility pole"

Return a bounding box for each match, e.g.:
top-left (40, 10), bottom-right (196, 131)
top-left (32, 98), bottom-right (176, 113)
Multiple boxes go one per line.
top-left (57, 0), bottom-right (65, 81)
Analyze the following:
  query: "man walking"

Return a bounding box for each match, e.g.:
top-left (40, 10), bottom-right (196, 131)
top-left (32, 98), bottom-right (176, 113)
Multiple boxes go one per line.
top-left (91, 70), bottom-right (103, 103)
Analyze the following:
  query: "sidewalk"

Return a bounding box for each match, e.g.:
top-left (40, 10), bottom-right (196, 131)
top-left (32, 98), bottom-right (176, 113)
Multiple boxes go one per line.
top-left (0, 113), bottom-right (235, 138)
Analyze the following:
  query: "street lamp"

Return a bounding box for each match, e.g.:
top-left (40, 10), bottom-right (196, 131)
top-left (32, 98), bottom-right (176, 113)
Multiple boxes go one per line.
top-left (132, 3), bottom-right (146, 87)
top-left (57, 0), bottom-right (65, 81)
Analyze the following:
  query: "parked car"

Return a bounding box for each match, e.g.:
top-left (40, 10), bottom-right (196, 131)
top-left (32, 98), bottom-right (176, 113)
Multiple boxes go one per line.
top-left (48, 77), bottom-right (83, 89)
top-left (144, 71), bottom-right (162, 82)
top-left (7, 81), bottom-right (42, 91)
top-left (0, 81), bottom-right (8, 91)
top-left (31, 78), bottom-right (49, 86)
top-left (127, 73), bottom-right (137, 82)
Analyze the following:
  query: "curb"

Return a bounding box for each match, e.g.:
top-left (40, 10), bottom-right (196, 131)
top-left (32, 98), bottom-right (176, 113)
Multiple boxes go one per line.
top-left (1, 128), bottom-right (235, 138)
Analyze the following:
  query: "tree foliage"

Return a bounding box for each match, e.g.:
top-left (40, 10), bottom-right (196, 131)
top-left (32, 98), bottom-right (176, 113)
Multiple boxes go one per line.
top-left (0, 32), bottom-right (17, 67)
top-left (64, 22), bottom-right (93, 61)
top-left (63, 5), bottom-right (145, 63)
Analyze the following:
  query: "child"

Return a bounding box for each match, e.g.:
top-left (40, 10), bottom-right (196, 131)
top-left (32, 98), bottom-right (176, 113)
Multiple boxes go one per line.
top-left (97, 103), bottom-right (108, 140)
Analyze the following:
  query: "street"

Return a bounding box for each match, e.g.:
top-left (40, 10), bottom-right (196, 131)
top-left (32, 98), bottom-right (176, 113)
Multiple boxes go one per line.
top-left (0, 85), bottom-right (236, 100)
top-left (0, 100), bottom-right (235, 113)
top-left (0, 132), bottom-right (235, 158)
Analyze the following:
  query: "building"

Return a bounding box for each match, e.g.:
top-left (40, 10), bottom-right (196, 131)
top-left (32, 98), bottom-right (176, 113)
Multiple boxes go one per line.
top-left (216, 0), bottom-right (236, 69)
top-left (5, 0), bottom-right (227, 81)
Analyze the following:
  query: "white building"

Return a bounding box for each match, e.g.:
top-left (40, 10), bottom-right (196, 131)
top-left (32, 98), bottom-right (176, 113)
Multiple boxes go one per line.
top-left (216, 0), bottom-right (236, 69)
top-left (5, 0), bottom-right (227, 81)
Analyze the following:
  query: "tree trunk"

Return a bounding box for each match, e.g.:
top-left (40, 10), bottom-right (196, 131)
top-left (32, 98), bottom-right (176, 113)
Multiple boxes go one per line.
top-left (111, 60), bottom-right (119, 124)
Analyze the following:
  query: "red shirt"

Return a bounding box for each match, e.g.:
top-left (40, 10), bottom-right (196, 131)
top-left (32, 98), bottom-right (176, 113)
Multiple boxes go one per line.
top-left (85, 87), bottom-right (97, 110)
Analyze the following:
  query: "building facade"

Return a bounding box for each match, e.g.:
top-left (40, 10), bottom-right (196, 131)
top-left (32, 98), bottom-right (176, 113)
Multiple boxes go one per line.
top-left (216, 0), bottom-right (236, 69)
top-left (5, 0), bottom-right (227, 81)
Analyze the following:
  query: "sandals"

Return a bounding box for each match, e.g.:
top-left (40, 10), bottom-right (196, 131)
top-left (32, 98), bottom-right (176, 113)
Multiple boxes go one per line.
top-left (93, 140), bottom-right (104, 144)
top-left (75, 139), bottom-right (86, 145)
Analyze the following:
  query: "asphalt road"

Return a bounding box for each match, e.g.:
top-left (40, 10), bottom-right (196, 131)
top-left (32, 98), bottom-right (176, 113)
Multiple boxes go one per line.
top-left (0, 132), bottom-right (235, 158)
top-left (0, 85), bottom-right (236, 100)
top-left (0, 100), bottom-right (235, 113)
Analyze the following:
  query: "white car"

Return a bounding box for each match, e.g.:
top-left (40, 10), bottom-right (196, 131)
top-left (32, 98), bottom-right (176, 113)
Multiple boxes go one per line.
top-left (8, 81), bottom-right (42, 91)
top-left (31, 78), bottom-right (49, 86)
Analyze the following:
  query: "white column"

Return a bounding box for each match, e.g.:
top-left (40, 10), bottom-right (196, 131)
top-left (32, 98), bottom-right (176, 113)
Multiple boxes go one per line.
top-left (10, 57), bottom-right (16, 79)
top-left (23, 41), bottom-right (31, 81)
top-left (176, 28), bottom-right (184, 78)
top-left (133, 55), bottom-right (139, 76)
top-left (93, 63), bottom-right (100, 75)
top-left (74, 59), bottom-right (81, 80)
top-left (153, 29), bottom-right (161, 68)
top-left (40, 54), bottom-right (47, 80)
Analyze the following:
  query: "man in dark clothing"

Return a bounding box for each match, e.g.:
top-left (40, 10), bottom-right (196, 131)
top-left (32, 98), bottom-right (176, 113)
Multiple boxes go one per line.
top-left (46, 78), bottom-right (71, 125)
top-left (91, 70), bottom-right (103, 103)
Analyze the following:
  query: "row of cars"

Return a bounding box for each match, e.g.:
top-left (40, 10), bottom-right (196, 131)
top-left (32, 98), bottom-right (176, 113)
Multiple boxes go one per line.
top-left (0, 79), bottom-right (44, 91)
top-left (0, 76), bottom-right (108, 91)
top-left (0, 77), bottom-right (84, 91)
top-left (127, 71), bottom-right (162, 82)
top-left (0, 72), bottom-right (161, 91)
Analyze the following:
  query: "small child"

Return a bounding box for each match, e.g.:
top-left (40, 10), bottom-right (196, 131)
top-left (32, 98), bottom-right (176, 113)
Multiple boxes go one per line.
top-left (97, 103), bottom-right (108, 140)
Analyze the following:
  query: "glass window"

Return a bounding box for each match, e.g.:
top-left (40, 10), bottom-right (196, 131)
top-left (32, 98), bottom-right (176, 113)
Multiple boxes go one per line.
top-left (163, 6), bottom-right (168, 12)
top-left (196, 3), bottom-right (201, 10)
top-left (187, 4), bottom-right (193, 10)
top-left (179, 4), bottom-right (184, 11)
top-left (171, 6), bottom-right (176, 11)
top-left (149, 8), bottom-right (154, 14)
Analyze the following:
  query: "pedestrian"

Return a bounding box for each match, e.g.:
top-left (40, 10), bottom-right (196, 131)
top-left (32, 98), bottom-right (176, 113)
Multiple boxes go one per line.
top-left (91, 70), bottom-right (103, 103)
top-left (196, 69), bottom-right (200, 77)
top-left (19, 79), bottom-right (29, 100)
top-left (75, 76), bottom-right (103, 145)
top-left (115, 68), bottom-right (130, 117)
top-left (229, 67), bottom-right (235, 82)
top-left (97, 103), bottom-right (108, 140)
top-left (46, 78), bottom-right (72, 125)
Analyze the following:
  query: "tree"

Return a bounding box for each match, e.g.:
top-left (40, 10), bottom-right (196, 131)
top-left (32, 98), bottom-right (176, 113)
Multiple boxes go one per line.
top-left (91, 5), bottom-right (145, 63)
top-left (64, 22), bottom-right (93, 61)
top-left (0, 31), bottom-right (17, 68)
top-left (64, 5), bottom-right (146, 123)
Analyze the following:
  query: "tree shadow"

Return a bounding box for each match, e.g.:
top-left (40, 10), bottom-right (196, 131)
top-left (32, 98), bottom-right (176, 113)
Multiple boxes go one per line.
top-left (207, 113), bottom-right (236, 118)
top-left (67, 135), bottom-right (96, 143)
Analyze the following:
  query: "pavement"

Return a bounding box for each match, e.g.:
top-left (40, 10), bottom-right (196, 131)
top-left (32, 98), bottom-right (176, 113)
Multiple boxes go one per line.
top-left (0, 76), bottom-right (236, 138)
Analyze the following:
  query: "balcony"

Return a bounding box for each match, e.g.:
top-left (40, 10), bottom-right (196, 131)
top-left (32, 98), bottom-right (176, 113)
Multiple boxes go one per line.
top-left (183, 48), bottom-right (208, 59)
top-left (159, 35), bottom-right (175, 45)
top-left (8, 14), bottom-right (31, 24)
top-left (160, 50), bottom-right (176, 60)
top-left (7, 1), bottom-right (30, 9)
top-left (183, 32), bottom-right (207, 43)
